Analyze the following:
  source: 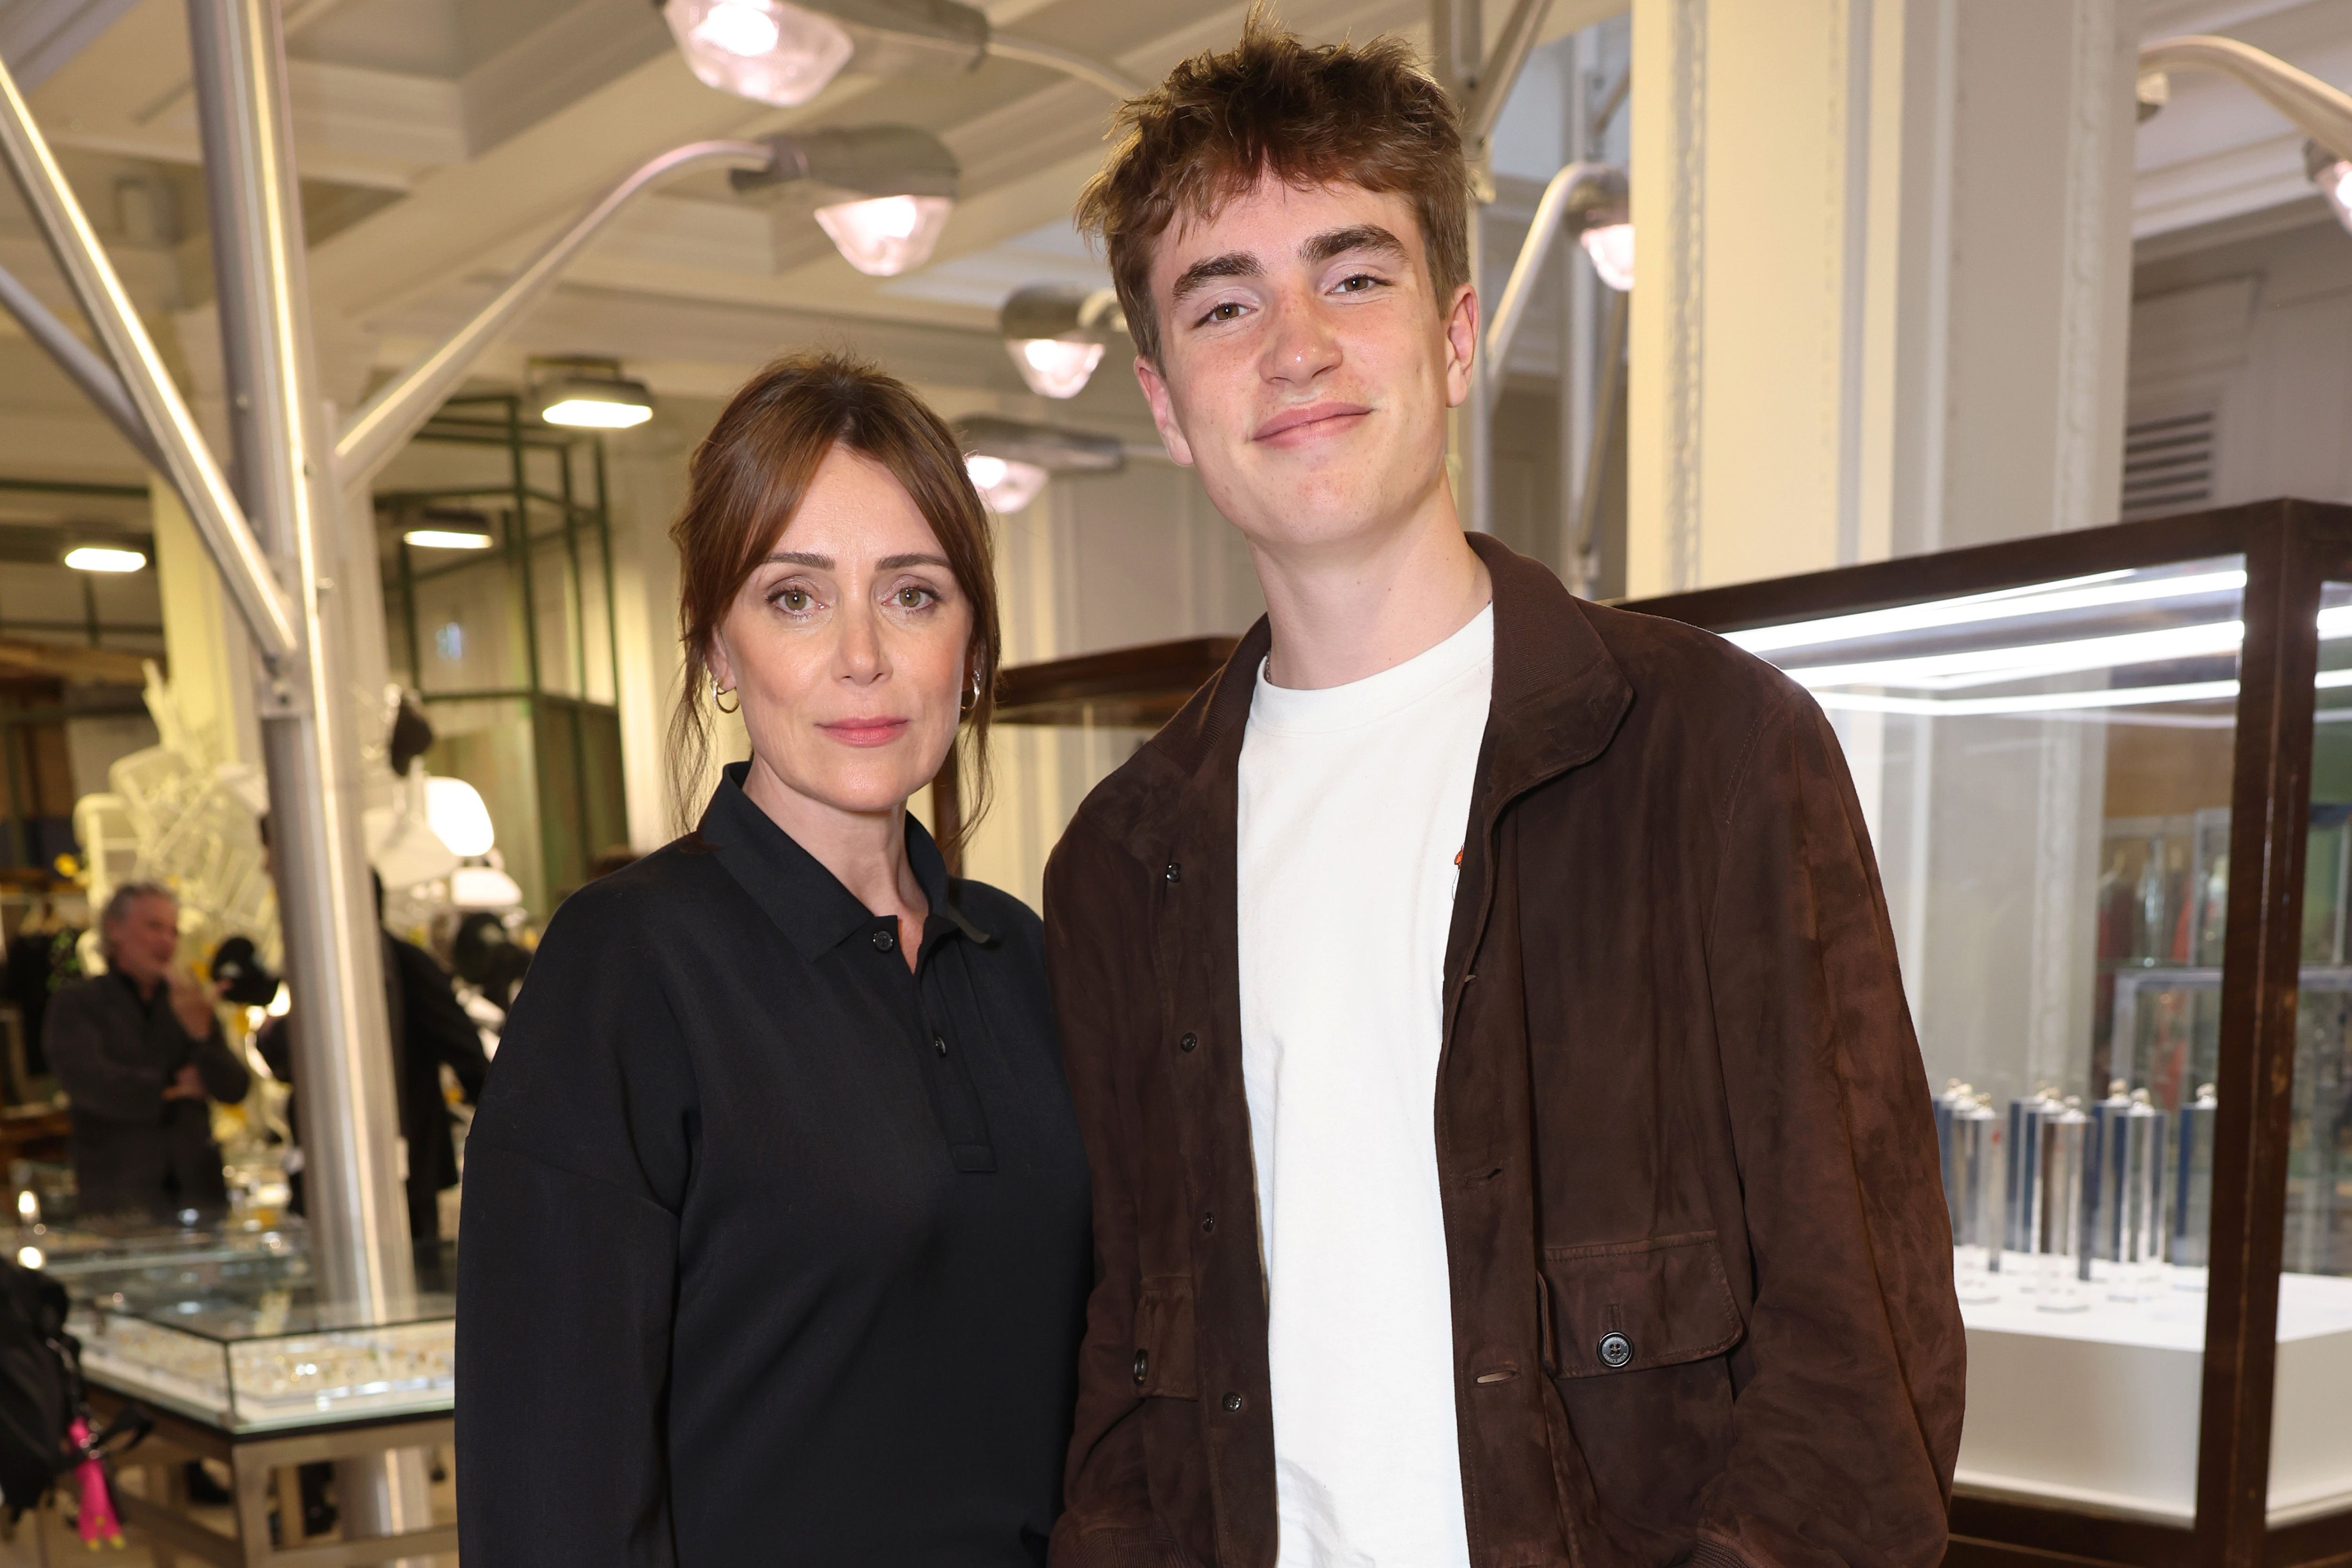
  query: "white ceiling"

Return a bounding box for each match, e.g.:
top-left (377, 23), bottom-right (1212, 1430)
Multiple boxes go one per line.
top-left (0, 0), bottom-right (2340, 490)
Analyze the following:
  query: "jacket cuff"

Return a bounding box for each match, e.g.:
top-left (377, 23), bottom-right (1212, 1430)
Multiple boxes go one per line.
top-left (1688, 1536), bottom-right (1757, 1568)
top-left (1049, 1522), bottom-right (1189, 1568)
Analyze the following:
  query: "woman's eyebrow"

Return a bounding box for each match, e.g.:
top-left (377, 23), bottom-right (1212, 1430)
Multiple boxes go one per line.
top-left (878, 553), bottom-right (951, 570)
top-left (764, 550), bottom-right (831, 568)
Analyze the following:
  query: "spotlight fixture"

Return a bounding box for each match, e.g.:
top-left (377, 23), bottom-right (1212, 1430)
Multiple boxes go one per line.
top-left (732, 126), bottom-right (960, 276)
top-left (426, 775), bottom-right (497, 857)
top-left (2307, 139), bottom-right (2352, 235)
top-left (403, 507), bottom-right (495, 551)
top-left (656, 0), bottom-right (986, 108)
top-left (999, 284), bottom-right (1126, 398)
top-left (63, 543), bottom-right (145, 572)
top-left (953, 414), bottom-right (1123, 513)
top-left (1563, 165), bottom-right (1632, 293)
top-left (531, 355), bottom-right (655, 428)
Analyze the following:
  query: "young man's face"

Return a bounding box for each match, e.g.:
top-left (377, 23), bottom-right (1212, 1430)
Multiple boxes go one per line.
top-left (1135, 174), bottom-right (1476, 557)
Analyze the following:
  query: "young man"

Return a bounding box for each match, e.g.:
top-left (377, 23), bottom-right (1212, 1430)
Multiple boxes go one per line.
top-left (1043, 18), bottom-right (1965, 1568)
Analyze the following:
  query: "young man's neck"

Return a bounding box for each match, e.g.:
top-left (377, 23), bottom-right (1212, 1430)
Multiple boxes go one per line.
top-left (1248, 485), bottom-right (1490, 691)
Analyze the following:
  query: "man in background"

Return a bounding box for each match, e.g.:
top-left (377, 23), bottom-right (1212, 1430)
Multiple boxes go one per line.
top-left (45, 883), bottom-right (248, 1218)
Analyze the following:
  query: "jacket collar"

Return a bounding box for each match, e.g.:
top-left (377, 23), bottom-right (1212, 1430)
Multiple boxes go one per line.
top-left (698, 761), bottom-right (990, 960)
top-left (1109, 534), bottom-right (1632, 863)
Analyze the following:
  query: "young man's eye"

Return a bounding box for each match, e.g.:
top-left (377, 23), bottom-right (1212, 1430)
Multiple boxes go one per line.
top-left (1335, 273), bottom-right (1384, 293)
top-left (1200, 301), bottom-right (1246, 325)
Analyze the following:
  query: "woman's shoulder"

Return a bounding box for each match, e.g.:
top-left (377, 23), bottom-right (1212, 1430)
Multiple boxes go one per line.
top-left (535, 838), bottom-right (733, 955)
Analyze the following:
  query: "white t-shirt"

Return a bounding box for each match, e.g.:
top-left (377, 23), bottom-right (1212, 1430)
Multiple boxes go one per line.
top-left (1236, 604), bottom-right (1493, 1568)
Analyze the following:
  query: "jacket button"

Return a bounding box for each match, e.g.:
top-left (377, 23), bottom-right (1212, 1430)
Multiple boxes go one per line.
top-left (1179, 1032), bottom-right (1197, 1053)
top-left (1200, 1212), bottom-right (1215, 1234)
top-left (934, 1036), bottom-right (949, 1057)
top-left (1133, 1350), bottom-right (1149, 1386)
top-left (1165, 861), bottom-right (1182, 884)
top-left (1222, 1392), bottom-right (1244, 1412)
top-left (871, 928), bottom-right (896, 953)
top-left (1598, 1332), bottom-right (1633, 1369)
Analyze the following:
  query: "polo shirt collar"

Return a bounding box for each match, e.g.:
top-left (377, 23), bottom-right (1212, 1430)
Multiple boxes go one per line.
top-left (699, 762), bottom-right (991, 960)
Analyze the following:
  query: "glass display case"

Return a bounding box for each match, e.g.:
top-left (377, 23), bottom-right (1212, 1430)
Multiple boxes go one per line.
top-left (1629, 499), bottom-right (2352, 1568)
top-left (67, 1292), bottom-right (453, 1433)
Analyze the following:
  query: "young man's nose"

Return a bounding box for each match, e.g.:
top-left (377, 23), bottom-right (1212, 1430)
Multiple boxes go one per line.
top-left (1262, 293), bottom-right (1343, 385)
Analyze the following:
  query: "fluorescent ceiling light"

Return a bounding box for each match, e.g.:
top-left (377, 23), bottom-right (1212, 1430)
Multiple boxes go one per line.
top-left (426, 775), bottom-right (496, 857)
top-left (660, 0), bottom-right (854, 106)
top-left (542, 397), bottom-right (654, 429)
top-left (1727, 568), bottom-right (2242, 654)
top-left (1814, 680), bottom-right (2242, 718)
top-left (967, 454), bottom-right (1049, 512)
top-left (1579, 222), bottom-right (1634, 292)
top-left (405, 530), bottom-right (495, 550)
top-left (814, 193), bottom-right (953, 276)
top-left (532, 358), bottom-right (655, 428)
top-left (63, 545), bottom-right (145, 573)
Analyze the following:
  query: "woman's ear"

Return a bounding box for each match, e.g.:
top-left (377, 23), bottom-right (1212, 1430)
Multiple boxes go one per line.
top-left (706, 631), bottom-right (738, 696)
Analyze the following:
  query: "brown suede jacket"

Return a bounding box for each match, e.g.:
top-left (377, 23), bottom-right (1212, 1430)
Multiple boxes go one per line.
top-left (1041, 536), bottom-right (1965, 1568)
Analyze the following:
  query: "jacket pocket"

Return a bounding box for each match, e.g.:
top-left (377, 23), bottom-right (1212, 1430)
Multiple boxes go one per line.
top-left (1132, 1275), bottom-right (1197, 1398)
top-left (1541, 1229), bottom-right (1743, 1378)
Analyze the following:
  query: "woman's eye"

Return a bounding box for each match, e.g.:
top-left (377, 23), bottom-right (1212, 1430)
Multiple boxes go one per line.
top-left (895, 585), bottom-right (936, 610)
top-left (776, 587), bottom-right (812, 613)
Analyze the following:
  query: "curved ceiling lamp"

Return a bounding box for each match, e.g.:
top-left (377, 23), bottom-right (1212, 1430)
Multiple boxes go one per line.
top-left (656, 0), bottom-right (1140, 106)
top-left (733, 126), bottom-right (960, 276)
top-left (954, 414), bottom-right (1123, 513)
top-left (2139, 35), bottom-right (2352, 235)
top-left (1000, 284), bottom-right (1126, 398)
top-left (1486, 163), bottom-right (1630, 376)
top-left (530, 355), bottom-right (656, 428)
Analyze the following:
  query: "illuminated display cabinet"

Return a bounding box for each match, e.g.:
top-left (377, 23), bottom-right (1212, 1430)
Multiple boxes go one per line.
top-left (1630, 499), bottom-right (2352, 1568)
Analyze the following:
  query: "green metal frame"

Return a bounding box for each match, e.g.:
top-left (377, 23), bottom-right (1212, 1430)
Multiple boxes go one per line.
top-left (375, 396), bottom-right (626, 913)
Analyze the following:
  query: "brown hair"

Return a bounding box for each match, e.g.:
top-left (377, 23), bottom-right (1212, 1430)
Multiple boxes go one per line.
top-left (667, 352), bottom-right (1000, 851)
top-left (1074, 8), bottom-right (1469, 366)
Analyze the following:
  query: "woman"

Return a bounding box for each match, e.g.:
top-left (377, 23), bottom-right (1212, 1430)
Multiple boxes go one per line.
top-left (457, 354), bottom-right (1091, 1565)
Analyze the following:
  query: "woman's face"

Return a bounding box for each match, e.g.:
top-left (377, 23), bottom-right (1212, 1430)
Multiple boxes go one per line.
top-left (707, 444), bottom-right (975, 826)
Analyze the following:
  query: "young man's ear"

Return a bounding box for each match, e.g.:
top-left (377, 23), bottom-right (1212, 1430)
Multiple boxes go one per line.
top-left (1442, 282), bottom-right (1479, 412)
top-left (1134, 355), bottom-right (1198, 468)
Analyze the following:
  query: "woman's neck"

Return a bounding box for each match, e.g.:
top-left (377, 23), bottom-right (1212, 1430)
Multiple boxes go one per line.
top-left (739, 758), bottom-right (928, 942)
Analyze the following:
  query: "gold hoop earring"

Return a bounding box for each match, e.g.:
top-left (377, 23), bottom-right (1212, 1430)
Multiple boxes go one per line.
top-left (712, 678), bottom-right (739, 716)
top-left (961, 671), bottom-right (982, 717)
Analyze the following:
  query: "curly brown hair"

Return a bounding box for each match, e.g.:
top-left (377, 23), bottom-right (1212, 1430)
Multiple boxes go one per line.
top-left (1074, 8), bottom-right (1469, 367)
top-left (666, 352), bottom-right (1000, 850)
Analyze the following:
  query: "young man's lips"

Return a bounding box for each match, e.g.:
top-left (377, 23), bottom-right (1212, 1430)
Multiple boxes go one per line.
top-left (1253, 402), bottom-right (1371, 444)
top-left (820, 718), bottom-right (910, 748)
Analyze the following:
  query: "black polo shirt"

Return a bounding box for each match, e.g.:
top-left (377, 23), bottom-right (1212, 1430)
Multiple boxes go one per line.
top-left (457, 765), bottom-right (1091, 1565)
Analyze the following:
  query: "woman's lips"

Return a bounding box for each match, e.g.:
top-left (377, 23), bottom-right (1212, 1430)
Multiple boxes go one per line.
top-left (820, 718), bottom-right (910, 748)
top-left (1253, 401), bottom-right (1371, 445)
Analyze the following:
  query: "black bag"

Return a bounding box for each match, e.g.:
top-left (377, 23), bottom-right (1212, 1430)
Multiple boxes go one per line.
top-left (0, 1262), bottom-right (73, 1511)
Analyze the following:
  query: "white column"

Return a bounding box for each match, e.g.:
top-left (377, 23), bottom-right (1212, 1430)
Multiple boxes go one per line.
top-left (1627, 0), bottom-right (2142, 596)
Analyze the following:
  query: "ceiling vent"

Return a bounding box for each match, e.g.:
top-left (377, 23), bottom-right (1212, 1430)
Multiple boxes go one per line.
top-left (2119, 409), bottom-right (2217, 521)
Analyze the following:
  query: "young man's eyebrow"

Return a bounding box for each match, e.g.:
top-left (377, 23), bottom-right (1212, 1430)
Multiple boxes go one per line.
top-left (1301, 224), bottom-right (1408, 267)
top-left (1170, 251), bottom-right (1263, 303)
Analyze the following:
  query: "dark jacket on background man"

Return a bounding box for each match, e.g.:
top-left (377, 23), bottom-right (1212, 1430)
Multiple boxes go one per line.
top-left (259, 932), bottom-right (489, 1241)
top-left (43, 970), bottom-right (250, 1217)
top-left (1043, 535), bottom-right (1966, 1568)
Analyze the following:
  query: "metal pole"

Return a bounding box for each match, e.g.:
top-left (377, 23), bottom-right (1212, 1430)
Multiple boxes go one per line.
top-left (0, 262), bottom-right (165, 472)
top-left (1561, 26), bottom-right (1596, 585)
top-left (0, 51), bottom-right (297, 665)
top-left (333, 139), bottom-right (772, 490)
top-left (1485, 161), bottom-right (1613, 370)
top-left (185, 2), bottom-right (432, 1556)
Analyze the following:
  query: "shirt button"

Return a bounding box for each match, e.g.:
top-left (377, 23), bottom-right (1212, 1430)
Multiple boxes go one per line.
top-left (1165, 861), bottom-right (1182, 884)
top-left (1598, 1332), bottom-right (1633, 1369)
top-left (1133, 1350), bottom-right (1149, 1386)
top-left (934, 1036), bottom-right (949, 1057)
top-left (871, 928), bottom-right (896, 953)
top-left (1222, 1391), bottom-right (1245, 1412)
top-left (1200, 1212), bottom-right (1216, 1234)
top-left (1179, 1032), bottom-right (1198, 1053)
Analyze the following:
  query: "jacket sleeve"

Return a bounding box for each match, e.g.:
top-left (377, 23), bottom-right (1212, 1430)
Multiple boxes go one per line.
top-left (1694, 689), bottom-right (1965, 1568)
top-left (43, 986), bottom-right (166, 1123)
top-left (397, 941), bottom-right (491, 1102)
top-left (1043, 824), bottom-right (1171, 1568)
top-left (183, 1014), bottom-right (250, 1105)
top-left (456, 890), bottom-right (693, 1568)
